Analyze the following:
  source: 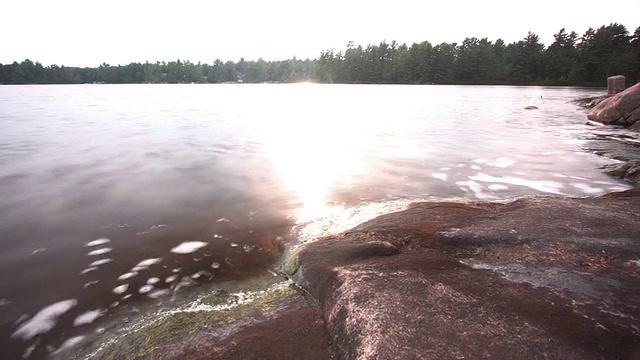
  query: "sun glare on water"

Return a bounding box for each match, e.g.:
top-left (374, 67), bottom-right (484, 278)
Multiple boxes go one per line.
top-left (262, 85), bottom-right (374, 223)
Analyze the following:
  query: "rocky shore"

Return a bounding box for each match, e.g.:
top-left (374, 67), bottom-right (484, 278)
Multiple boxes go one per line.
top-left (89, 189), bottom-right (640, 360)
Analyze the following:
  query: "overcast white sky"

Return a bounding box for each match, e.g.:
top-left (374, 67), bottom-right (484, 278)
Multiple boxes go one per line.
top-left (2, 0), bottom-right (638, 67)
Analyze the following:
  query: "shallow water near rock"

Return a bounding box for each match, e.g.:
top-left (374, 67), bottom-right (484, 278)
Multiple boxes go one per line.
top-left (0, 83), bottom-right (634, 359)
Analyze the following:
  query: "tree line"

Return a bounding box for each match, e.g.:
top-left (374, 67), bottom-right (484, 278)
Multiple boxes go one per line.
top-left (1, 23), bottom-right (638, 86)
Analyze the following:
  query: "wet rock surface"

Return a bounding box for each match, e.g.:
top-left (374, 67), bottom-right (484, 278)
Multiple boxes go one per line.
top-left (288, 190), bottom-right (640, 359)
top-left (603, 159), bottom-right (640, 185)
top-left (573, 95), bottom-right (612, 109)
top-left (579, 125), bottom-right (640, 185)
top-left (582, 128), bottom-right (640, 162)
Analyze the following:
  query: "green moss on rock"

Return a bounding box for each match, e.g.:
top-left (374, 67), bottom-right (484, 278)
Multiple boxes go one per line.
top-left (96, 284), bottom-right (296, 360)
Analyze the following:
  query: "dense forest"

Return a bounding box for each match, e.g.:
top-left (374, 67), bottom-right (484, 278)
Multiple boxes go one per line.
top-left (1, 23), bottom-right (638, 86)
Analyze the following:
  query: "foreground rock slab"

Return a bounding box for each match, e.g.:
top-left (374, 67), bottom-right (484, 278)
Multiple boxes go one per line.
top-left (288, 189), bottom-right (640, 359)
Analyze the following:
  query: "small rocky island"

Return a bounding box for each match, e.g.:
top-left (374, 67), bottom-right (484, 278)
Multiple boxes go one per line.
top-left (90, 79), bottom-right (640, 360)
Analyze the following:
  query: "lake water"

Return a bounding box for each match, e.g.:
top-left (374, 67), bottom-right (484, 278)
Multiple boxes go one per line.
top-left (0, 84), bottom-right (630, 359)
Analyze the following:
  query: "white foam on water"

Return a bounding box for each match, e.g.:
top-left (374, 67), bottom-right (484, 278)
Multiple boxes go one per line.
top-left (112, 285), bottom-right (129, 295)
top-left (216, 217), bottom-right (229, 222)
top-left (165, 275), bottom-right (178, 283)
top-left (487, 158), bottom-right (515, 168)
top-left (171, 268), bottom-right (181, 273)
top-left (439, 167), bottom-right (452, 171)
top-left (14, 314), bottom-right (29, 326)
top-left (170, 241), bottom-right (208, 254)
top-left (11, 299), bottom-right (77, 340)
top-left (87, 248), bottom-right (112, 256)
top-left (488, 184), bottom-right (509, 191)
top-left (134, 258), bottom-right (162, 268)
top-left (146, 277), bottom-right (160, 285)
top-left (594, 180), bottom-right (620, 186)
top-left (431, 173), bottom-right (448, 181)
top-left (213, 234), bottom-right (223, 238)
top-left (542, 151), bottom-right (565, 156)
top-left (569, 175), bottom-right (589, 181)
top-left (73, 309), bottom-right (103, 326)
top-left (81, 282), bottom-right (291, 360)
top-left (470, 165), bottom-right (482, 170)
top-left (243, 245), bottom-right (255, 252)
top-left (571, 182), bottom-right (604, 195)
top-left (89, 258), bottom-right (113, 267)
top-left (191, 270), bottom-right (211, 279)
top-left (608, 186), bottom-right (630, 192)
top-left (0, 298), bottom-right (10, 306)
top-left (117, 272), bottom-right (138, 281)
top-left (473, 158), bottom-right (488, 164)
top-left (83, 280), bottom-right (100, 289)
top-left (469, 172), bottom-right (565, 195)
top-left (211, 262), bottom-right (221, 269)
top-left (147, 289), bottom-right (171, 299)
top-left (456, 180), bottom-right (496, 200)
top-left (22, 340), bottom-right (37, 359)
top-left (139, 285), bottom-right (154, 294)
top-left (50, 336), bottom-right (85, 356)
top-left (229, 242), bottom-right (239, 247)
top-left (85, 238), bottom-right (110, 247)
top-left (457, 163), bottom-right (466, 168)
top-left (514, 171), bottom-right (528, 176)
top-left (80, 267), bottom-right (98, 275)
top-left (294, 199), bottom-right (414, 243)
top-left (122, 294), bottom-right (132, 300)
top-left (30, 248), bottom-right (46, 255)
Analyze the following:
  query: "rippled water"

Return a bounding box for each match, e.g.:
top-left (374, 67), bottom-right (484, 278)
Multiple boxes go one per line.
top-left (0, 84), bottom-right (629, 359)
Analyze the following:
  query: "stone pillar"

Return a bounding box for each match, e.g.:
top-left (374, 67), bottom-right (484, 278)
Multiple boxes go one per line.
top-left (608, 75), bottom-right (626, 94)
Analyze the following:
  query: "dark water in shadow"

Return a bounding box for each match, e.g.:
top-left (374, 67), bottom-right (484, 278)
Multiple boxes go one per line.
top-left (0, 84), bottom-right (629, 359)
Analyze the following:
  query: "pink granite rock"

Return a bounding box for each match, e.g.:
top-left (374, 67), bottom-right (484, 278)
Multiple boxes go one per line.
top-left (588, 82), bottom-right (640, 126)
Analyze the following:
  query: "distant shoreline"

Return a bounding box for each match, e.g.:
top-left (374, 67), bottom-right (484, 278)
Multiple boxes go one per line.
top-left (2, 23), bottom-right (638, 87)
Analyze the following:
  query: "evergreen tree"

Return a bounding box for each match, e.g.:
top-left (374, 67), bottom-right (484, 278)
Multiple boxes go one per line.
top-left (543, 28), bottom-right (578, 83)
top-left (508, 32), bottom-right (544, 83)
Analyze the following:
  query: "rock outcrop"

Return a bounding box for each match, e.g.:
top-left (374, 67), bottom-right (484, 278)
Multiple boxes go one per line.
top-left (602, 159), bottom-right (640, 185)
top-left (287, 190), bottom-right (640, 359)
top-left (588, 82), bottom-right (640, 126)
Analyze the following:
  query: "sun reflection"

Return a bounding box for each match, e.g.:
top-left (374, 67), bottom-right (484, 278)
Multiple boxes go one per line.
top-left (262, 87), bottom-right (372, 223)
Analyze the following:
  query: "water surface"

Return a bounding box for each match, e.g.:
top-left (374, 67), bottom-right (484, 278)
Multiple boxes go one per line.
top-left (0, 84), bottom-right (628, 359)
